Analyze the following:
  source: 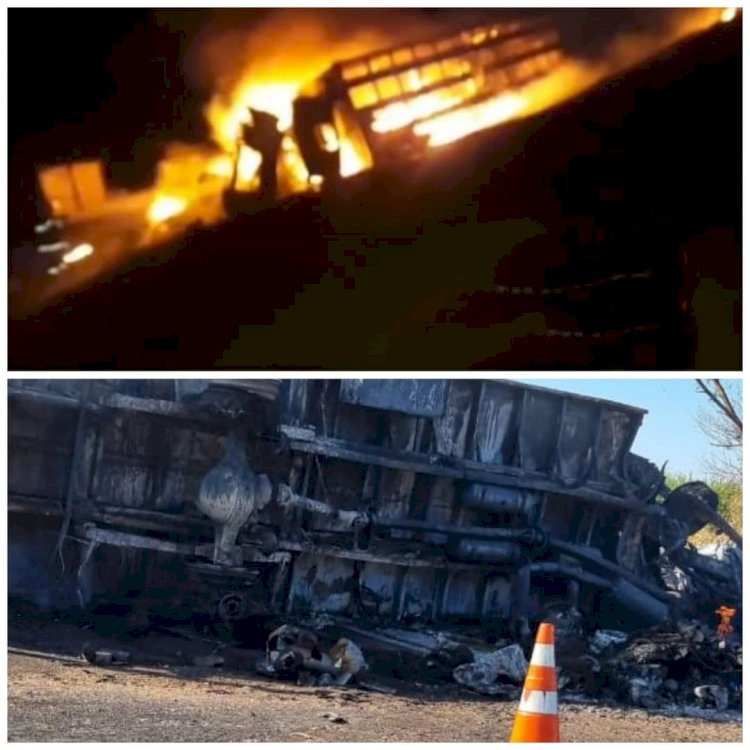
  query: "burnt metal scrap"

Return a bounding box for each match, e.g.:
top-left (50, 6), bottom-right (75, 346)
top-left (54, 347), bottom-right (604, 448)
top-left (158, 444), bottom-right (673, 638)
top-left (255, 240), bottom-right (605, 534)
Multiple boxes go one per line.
top-left (258, 624), bottom-right (367, 686)
top-left (561, 618), bottom-right (742, 714)
top-left (7, 378), bottom-right (742, 702)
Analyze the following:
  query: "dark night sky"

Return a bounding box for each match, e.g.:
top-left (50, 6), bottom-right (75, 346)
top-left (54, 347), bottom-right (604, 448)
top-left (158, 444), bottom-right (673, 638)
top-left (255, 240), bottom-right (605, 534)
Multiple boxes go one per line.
top-left (10, 9), bottom-right (198, 147)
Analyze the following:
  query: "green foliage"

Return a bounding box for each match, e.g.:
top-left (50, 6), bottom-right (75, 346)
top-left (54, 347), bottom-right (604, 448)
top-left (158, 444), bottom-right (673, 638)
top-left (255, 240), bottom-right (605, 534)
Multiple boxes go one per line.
top-left (666, 473), bottom-right (742, 546)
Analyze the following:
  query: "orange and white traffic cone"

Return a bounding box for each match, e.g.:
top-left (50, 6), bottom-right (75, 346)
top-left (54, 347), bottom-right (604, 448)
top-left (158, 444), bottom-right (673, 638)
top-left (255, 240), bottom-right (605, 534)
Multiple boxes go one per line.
top-left (509, 622), bottom-right (560, 742)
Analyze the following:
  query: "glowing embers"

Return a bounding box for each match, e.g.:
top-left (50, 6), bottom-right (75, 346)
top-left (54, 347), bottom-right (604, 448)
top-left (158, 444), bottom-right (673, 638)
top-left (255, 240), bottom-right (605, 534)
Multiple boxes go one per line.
top-left (371, 78), bottom-right (478, 133)
top-left (147, 195), bottom-right (188, 225)
top-left (414, 91), bottom-right (527, 147)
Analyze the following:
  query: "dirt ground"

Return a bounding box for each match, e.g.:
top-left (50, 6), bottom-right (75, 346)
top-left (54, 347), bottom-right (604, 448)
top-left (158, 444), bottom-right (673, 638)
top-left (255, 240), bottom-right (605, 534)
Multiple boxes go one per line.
top-left (7, 603), bottom-right (742, 744)
top-left (6, 650), bottom-right (741, 743)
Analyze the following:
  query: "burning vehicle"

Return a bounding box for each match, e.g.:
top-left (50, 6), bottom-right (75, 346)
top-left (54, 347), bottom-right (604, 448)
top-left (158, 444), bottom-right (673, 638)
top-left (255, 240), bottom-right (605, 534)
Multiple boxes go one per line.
top-left (23, 9), bottom-right (740, 231)
top-left (8, 379), bottom-right (741, 640)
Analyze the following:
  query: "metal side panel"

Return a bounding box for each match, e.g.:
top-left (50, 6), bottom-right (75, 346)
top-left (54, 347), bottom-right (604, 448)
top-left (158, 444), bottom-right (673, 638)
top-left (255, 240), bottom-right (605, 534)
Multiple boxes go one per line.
top-left (8, 397), bottom-right (77, 501)
top-left (471, 381), bottom-right (519, 465)
top-left (440, 570), bottom-right (482, 617)
top-left (288, 554), bottom-right (356, 613)
top-left (433, 380), bottom-right (475, 458)
top-left (399, 567), bottom-right (438, 620)
top-left (91, 415), bottom-right (221, 511)
top-left (340, 379), bottom-right (448, 417)
top-left (595, 407), bottom-right (640, 483)
top-left (556, 398), bottom-right (599, 485)
top-left (518, 389), bottom-right (563, 473)
top-left (359, 562), bottom-right (401, 617)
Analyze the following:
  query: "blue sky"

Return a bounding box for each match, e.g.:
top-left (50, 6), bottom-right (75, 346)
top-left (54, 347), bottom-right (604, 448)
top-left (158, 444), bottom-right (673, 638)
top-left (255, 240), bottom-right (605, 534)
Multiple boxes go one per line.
top-left (517, 379), bottom-right (742, 479)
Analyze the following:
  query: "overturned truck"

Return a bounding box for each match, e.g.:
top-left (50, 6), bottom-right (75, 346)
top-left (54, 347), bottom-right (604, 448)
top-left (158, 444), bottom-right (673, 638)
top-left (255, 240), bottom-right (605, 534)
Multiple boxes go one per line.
top-left (8, 379), bottom-right (742, 639)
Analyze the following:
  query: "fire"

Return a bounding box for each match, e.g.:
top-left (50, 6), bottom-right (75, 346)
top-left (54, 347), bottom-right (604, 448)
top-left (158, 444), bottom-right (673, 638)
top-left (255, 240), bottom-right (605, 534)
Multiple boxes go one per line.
top-left (279, 135), bottom-right (313, 195)
top-left (339, 138), bottom-right (369, 178)
top-left (410, 8), bottom-right (736, 150)
top-left (372, 89), bottom-right (469, 134)
top-left (415, 92), bottom-right (527, 147)
top-left (235, 145), bottom-right (262, 190)
top-left (136, 9), bottom-right (740, 233)
top-left (204, 154), bottom-right (234, 179)
top-left (716, 605), bottom-right (736, 636)
top-left (207, 82), bottom-right (297, 154)
top-left (199, 12), bottom-right (400, 187)
top-left (147, 195), bottom-right (188, 225)
top-left (207, 78), bottom-right (374, 186)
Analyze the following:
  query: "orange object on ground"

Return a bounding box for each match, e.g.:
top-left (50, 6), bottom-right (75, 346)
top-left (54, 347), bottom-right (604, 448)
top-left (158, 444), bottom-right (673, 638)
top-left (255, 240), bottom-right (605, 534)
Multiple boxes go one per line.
top-left (509, 622), bottom-right (560, 742)
top-left (716, 605), bottom-right (737, 636)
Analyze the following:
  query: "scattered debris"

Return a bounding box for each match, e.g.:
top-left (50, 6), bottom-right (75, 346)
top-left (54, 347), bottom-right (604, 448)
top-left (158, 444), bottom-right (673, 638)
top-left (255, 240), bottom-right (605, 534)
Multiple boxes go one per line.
top-left (453, 644), bottom-right (527, 697)
top-left (329, 638), bottom-right (368, 685)
top-left (321, 712), bottom-right (348, 724)
top-left (82, 644), bottom-right (131, 666)
top-left (260, 624), bottom-right (363, 687)
top-left (694, 685), bottom-right (729, 712)
top-left (590, 630), bottom-right (629, 655)
top-left (586, 620), bottom-right (742, 714)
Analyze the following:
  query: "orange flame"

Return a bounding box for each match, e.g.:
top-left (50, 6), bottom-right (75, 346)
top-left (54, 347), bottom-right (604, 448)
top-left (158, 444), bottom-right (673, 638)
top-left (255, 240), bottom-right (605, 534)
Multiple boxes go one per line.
top-left (415, 92), bottom-right (527, 147)
top-left (139, 8), bottom-right (736, 231)
top-left (716, 605), bottom-right (736, 636)
top-left (199, 12), bottom-right (402, 185)
top-left (207, 82), bottom-right (297, 154)
top-left (410, 8), bottom-right (734, 150)
top-left (147, 195), bottom-right (187, 225)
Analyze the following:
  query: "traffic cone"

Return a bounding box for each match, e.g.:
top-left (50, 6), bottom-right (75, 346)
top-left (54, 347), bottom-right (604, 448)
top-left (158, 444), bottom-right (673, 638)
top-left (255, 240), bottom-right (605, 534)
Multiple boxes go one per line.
top-left (509, 622), bottom-right (560, 742)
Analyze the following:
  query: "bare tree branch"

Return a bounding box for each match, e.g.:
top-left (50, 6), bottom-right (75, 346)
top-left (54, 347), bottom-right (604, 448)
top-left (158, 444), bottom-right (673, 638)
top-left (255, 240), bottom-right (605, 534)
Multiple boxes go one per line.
top-left (696, 379), bottom-right (743, 434)
top-left (695, 379), bottom-right (742, 483)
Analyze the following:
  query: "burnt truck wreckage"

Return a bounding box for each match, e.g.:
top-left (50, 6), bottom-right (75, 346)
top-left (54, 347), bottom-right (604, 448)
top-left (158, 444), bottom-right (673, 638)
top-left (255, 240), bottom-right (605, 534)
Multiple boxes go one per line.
top-left (8, 379), bottom-right (743, 712)
top-left (9, 379), bottom-right (740, 638)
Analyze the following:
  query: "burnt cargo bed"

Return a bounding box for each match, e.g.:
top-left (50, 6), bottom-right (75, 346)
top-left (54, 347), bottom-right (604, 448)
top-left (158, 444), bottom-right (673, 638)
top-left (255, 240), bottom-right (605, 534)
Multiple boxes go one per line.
top-left (8, 22), bottom-right (740, 370)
